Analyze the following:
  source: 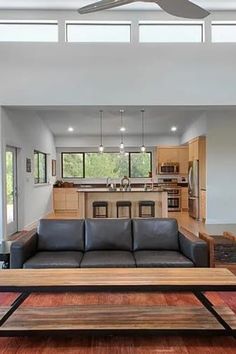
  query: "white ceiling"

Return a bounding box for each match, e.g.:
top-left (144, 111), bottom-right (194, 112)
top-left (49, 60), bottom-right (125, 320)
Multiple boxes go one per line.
top-left (0, 0), bottom-right (236, 11)
top-left (8, 106), bottom-right (204, 137)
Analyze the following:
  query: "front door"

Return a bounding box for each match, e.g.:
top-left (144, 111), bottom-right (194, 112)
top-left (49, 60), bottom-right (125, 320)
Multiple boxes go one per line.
top-left (6, 146), bottom-right (18, 236)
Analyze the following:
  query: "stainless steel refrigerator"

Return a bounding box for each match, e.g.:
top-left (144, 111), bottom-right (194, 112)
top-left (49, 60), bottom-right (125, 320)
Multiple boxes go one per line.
top-left (188, 160), bottom-right (199, 219)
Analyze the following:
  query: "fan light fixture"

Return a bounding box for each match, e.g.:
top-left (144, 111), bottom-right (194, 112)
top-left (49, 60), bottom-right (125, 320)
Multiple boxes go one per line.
top-left (98, 110), bottom-right (104, 153)
top-left (140, 109), bottom-right (146, 153)
top-left (78, 0), bottom-right (210, 19)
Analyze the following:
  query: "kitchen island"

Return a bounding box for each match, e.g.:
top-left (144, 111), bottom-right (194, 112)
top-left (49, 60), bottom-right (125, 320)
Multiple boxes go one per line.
top-left (77, 189), bottom-right (168, 219)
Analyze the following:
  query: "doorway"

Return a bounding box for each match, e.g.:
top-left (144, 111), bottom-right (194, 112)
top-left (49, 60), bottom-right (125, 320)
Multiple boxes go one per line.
top-left (6, 146), bottom-right (18, 236)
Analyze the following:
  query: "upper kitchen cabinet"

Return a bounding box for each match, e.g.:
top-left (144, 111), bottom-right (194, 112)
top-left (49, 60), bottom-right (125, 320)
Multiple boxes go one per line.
top-left (157, 147), bottom-right (179, 163)
top-left (188, 136), bottom-right (206, 189)
top-left (178, 147), bottom-right (189, 175)
top-left (156, 146), bottom-right (188, 175)
top-left (188, 137), bottom-right (206, 161)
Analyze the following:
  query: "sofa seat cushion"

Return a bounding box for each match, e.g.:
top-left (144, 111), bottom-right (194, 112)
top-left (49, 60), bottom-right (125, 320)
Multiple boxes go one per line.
top-left (134, 250), bottom-right (194, 268)
top-left (23, 251), bottom-right (83, 269)
top-left (80, 251), bottom-right (136, 268)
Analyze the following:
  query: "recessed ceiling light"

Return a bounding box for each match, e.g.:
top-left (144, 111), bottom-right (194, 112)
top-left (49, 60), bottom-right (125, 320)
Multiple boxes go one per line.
top-left (171, 126), bottom-right (177, 132)
top-left (68, 126), bottom-right (74, 132)
top-left (120, 126), bottom-right (126, 132)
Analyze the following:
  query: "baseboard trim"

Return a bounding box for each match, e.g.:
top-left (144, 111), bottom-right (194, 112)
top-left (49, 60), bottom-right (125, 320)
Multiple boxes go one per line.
top-left (206, 218), bottom-right (236, 225)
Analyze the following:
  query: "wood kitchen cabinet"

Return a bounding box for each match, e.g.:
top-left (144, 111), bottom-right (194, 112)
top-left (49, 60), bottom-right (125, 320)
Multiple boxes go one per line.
top-left (189, 139), bottom-right (199, 161)
top-left (156, 146), bottom-right (188, 175)
top-left (178, 147), bottom-right (189, 175)
top-left (200, 189), bottom-right (206, 221)
top-left (181, 187), bottom-right (189, 211)
top-left (188, 137), bottom-right (206, 190)
top-left (53, 188), bottom-right (79, 211)
top-left (157, 148), bottom-right (179, 163)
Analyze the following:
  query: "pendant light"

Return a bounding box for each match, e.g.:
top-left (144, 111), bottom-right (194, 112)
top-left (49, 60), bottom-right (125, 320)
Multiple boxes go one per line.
top-left (98, 110), bottom-right (104, 153)
top-left (140, 109), bottom-right (146, 153)
top-left (120, 109), bottom-right (126, 132)
top-left (119, 109), bottom-right (125, 152)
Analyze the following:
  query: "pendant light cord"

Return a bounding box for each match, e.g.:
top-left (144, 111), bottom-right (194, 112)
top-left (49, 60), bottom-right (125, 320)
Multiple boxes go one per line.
top-left (141, 109), bottom-right (145, 147)
top-left (99, 110), bottom-right (103, 146)
top-left (120, 110), bottom-right (124, 145)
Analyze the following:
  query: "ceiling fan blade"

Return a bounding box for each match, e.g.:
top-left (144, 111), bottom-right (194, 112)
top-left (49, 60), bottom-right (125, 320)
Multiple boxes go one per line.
top-left (78, 0), bottom-right (134, 14)
top-left (155, 0), bottom-right (210, 19)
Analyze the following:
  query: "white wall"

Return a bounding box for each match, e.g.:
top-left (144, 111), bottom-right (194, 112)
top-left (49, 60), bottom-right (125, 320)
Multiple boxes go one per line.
top-left (55, 134), bottom-right (180, 148)
top-left (1, 109), bottom-right (56, 235)
top-left (0, 10), bottom-right (236, 106)
top-left (181, 114), bottom-right (207, 144)
top-left (206, 111), bottom-right (236, 223)
top-left (0, 108), bottom-right (5, 241)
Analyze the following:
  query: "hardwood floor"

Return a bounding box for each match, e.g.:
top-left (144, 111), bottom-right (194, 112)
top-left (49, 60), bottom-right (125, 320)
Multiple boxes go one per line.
top-left (0, 291), bottom-right (235, 353)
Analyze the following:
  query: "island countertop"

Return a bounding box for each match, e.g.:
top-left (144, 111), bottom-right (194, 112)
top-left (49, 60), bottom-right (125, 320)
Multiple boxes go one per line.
top-left (76, 188), bottom-right (165, 193)
top-left (77, 189), bottom-right (168, 218)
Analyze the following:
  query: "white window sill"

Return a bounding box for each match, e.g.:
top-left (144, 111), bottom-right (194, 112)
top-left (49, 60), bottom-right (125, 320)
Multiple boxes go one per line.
top-left (34, 183), bottom-right (51, 188)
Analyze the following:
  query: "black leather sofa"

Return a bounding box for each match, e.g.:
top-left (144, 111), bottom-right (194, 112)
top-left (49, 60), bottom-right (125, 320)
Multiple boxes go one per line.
top-left (10, 218), bottom-right (208, 269)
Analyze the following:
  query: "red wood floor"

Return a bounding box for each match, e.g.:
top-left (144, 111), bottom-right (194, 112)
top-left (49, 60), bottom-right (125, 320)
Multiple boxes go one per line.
top-left (0, 291), bottom-right (235, 354)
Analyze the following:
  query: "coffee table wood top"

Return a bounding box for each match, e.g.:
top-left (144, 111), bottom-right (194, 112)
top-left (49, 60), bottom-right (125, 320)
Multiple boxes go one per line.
top-left (0, 268), bottom-right (235, 290)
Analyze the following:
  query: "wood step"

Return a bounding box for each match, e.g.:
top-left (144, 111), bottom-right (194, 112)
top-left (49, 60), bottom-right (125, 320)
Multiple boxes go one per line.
top-left (0, 305), bottom-right (226, 332)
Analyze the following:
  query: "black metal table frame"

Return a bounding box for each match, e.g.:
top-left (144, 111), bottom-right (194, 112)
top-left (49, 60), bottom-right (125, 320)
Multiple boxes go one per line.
top-left (0, 284), bottom-right (235, 337)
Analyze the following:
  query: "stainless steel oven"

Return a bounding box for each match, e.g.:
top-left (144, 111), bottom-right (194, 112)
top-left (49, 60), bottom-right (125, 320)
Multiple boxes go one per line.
top-left (159, 162), bottom-right (179, 175)
top-left (164, 188), bottom-right (181, 212)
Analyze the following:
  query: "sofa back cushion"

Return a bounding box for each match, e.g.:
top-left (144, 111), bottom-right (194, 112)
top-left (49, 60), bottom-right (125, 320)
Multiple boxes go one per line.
top-left (37, 219), bottom-right (85, 251)
top-left (85, 219), bottom-right (132, 251)
top-left (133, 218), bottom-right (179, 251)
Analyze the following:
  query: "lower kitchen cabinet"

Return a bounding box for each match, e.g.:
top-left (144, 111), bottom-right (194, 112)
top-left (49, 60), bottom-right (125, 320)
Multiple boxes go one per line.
top-left (181, 187), bottom-right (188, 211)
top-left (53, 188), bottom-right (79, 211)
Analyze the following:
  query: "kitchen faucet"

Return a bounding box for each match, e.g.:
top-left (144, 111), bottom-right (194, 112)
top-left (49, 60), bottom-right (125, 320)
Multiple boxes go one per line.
top-left (106, 177), bottom-right (111, 188)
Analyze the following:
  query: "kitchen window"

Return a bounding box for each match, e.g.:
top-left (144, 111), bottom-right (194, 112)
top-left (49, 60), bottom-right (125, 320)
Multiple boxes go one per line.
top-left (61, 152), bottom-right (152, 178)
top-left (130, 152), bottom-right (152, 178)
top-left (85, 152), bottom-right (129, 178)
top-left (62, 153), bottom-right (84, 178)
top-left (66, 21), bottom-right (131, 43)
top-left (0, 21), bottom-right (58, 42)
top-left (34, 151), bottom-right (47, 184)
top-left (211, 22), bottom-right (236, 42)
top-left (139, 22), bottom-right (204, 43)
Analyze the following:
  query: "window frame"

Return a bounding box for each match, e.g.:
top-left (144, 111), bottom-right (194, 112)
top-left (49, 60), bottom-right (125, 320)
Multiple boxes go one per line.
top-left (34, 150), bottom-right (47, 184)
top-left (65, 21), bottom-right (131, 43)
top-left (129, 152), bottom-right (152, 178)
top-left (138, 21), bottom-right (205, 43)
top-left (61, 152), bottom-right (85, 179)
top-left (61, 151), bottom-right (152, 179)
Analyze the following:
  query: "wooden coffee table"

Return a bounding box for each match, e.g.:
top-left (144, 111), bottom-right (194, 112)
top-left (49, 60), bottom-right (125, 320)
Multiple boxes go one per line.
top-left (0, 268), bottom-right (235, 337)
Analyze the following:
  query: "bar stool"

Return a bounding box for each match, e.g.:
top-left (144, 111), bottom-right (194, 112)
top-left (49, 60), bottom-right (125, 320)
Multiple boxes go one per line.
top-left (139, 200), bottom-right (155, 218)
top-left (93, 201), bottom-right (108, 218)
top-left (116, 201), bottom-right (132, 218)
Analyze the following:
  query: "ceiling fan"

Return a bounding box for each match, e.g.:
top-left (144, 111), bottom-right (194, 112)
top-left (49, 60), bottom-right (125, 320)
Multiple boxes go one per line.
top-left (78, 0), bottom-right (210, 19)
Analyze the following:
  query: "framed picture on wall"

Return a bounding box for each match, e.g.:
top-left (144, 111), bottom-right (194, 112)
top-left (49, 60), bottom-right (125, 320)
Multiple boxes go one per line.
top-left (52, 159), bottom-right (56, 176)
top-left (26, 158), bottom-right (31, 173)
